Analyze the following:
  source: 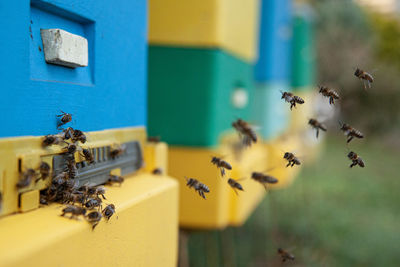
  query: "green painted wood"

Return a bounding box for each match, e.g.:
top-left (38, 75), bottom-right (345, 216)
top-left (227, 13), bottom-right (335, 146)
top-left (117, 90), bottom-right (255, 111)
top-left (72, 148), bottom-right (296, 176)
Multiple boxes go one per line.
top-left (291, 5), bottom-right (315, 89)
top-left (148, 46), bottom-right (254, 147)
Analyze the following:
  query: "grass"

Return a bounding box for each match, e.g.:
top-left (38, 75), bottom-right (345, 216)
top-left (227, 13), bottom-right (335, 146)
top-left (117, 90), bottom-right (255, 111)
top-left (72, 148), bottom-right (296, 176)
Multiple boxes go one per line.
top-left (186, 137), bottom-right (400, 267)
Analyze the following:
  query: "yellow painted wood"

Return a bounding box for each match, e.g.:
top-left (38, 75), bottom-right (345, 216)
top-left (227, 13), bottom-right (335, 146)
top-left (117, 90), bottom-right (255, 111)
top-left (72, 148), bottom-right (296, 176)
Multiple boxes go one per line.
top-left (19, 189), bottom-right (39, 212)
top-left (148, 0), bottom-right (260, 62)
top-left (0, 174), bottom-right (179, 267)
top-left (143, 142), bottom-right (168, 174)
top-left (0, 127), bottom-right (146, 217)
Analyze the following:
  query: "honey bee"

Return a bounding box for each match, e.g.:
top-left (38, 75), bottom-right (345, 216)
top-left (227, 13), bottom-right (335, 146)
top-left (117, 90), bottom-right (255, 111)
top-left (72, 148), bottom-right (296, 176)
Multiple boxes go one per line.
top-left (277, 248), bottom-right (295, 262)
top-left (39, 194), bottom-right (49, 205)
top-left (102, 204), bottom-right (116, 220)
top-left (251, 172), bottom-right (278, 190)
top-left (63, 192), bottom-right (85, 205)
top-left (107, 175), bottom-right (124, 186)
top-left (308, 119), bottom-right (327, 138)
top-left (211, 156), bottom-right (232, 177)
top-left (71, 129), bottom-right (87, 143)
top-left (227, 178), bottom-right (244, 195)
top-left (94, 186), bottom-right (107, 200)
top-left (42, 134), bottom-right (63, 147)
top-left (232, 119), bottom-right (257, 147)
top-left (110, 145), bottom-right (126, 159)
top-left (283, 152), bottom-right (301, 167)
top-left (35, 162), bottom-right (51, 183)
top-left (85, 197), bottom-right (102, 210)
top-left (81, 148), bottom-right (94, 164)
top-left (339, 122), bottom-right (364, 143)
top-left (185, 177), bottom-right (210, 199)
top-left (86, 210), bottom-right (102, 230)
top-left (148, 136), bottom-right (160, 143)
top-left (60, 127), bottom-right (74, 141)
top-left (281, 91), bottom-right (305, 110)
top-left (16, 168), bottom-right (36, 189)
top-left (57, 111), bottom-right (72, 127)
top-left (61, 205), bottom-right (87, 219)
top-left (318, 85), bottom-right (340, 105)
top-left (152, 168), bottom-right (163, 175)
top-left (65, 154), bottom-right (77, 179)
top-left (347, 151), bottom-right (365, 168)
top-left (354, 68), bottom-right (374, 89)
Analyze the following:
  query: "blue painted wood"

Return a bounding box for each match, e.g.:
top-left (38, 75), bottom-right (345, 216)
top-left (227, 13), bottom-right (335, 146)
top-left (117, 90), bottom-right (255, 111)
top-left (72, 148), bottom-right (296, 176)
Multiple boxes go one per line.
top-left (0, 0), bottom-right (147, 138)
top-left (255, 0), bottom-right (292, 83)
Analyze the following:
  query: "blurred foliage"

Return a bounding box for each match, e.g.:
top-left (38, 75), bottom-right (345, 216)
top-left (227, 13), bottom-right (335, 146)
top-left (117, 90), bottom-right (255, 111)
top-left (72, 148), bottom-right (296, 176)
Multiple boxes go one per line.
top-left (312, 0), bottom-right (400, 138)
top-left (184, 138), bottom-right (400, 266)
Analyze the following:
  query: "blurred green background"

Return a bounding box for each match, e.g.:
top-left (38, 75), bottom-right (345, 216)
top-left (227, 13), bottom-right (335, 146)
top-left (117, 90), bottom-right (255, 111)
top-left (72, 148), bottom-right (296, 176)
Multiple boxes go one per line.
top-left (180, 0), bottom-right (400, 266)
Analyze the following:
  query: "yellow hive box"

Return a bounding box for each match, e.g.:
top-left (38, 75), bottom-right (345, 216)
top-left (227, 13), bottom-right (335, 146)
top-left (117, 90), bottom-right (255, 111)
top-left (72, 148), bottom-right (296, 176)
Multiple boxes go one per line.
top-left (0, 174), bottom-right (179, 267)
top-left (148, 0), bottom-right (260, 62)
top-left (169, 134), bottom-right (269, 229)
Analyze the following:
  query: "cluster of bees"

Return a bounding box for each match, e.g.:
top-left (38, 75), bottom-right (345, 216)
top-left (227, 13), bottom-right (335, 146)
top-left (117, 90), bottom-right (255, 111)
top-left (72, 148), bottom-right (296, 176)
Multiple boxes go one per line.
top-left (184, 68), bottom-right (373, 262)
top-left (16, 111), bottom-right (126, 230)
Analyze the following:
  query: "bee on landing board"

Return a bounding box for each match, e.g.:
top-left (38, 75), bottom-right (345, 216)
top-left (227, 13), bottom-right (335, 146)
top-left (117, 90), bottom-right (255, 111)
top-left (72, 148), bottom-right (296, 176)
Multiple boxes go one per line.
top-left (318, 85), bottom-right (340, 105)
top-left (60, 205), bottom-right (87, 219)
top-left (107, 175), bottom-right (124, 186)
top-left (42, 134), bottom-right (63, 147)
top-left (339, 122), bottom-right (364, 143)
top-left (35, 162), bottom-right (51, 183)
top-left (232, 119), bottom-right (257, 147)
top-left (71, 129), bottom-right (87, 144)
top-left (86, 210), bottom-right (102, 230)
top-left (211, 156), bottom-right (232, 177)
top-left (102, 204), bottom-right (116, 220)
top-left (81, 148), bottom-right (95, 164)
top-left (281, 91), bottom-right (305, 110)
top-left (347, 151), bottom-right (365, 168)
top-left (57, 111), bottom-right (72, 128)
top-left (283, 152), bottom-right (301, 167)
top-left (277, 248), bottom-right (295, 262)
top-left (109, 144), bottom-right (126, 159)
top-left (308, 119), bottom-right (327, 138)
top-left (227, 178), bottom-right (244, 195)
top-left (152, 168), bottom-right (163, 175)
top-left (251, 172), bottom-right (278, 191)
top-left (185, 177), bottom-right (210, 199)
top-left (354, 68), bottom-right (374, 90)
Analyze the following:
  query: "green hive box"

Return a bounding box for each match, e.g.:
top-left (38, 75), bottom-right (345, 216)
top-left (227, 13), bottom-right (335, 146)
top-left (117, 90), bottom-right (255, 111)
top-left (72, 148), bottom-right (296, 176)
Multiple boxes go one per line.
top-left (148, 46), bottom-right (254, 147)
top-left (253, 83), bottom-right (289, 140)
top-left (291, 4), bottom-right (316, 89)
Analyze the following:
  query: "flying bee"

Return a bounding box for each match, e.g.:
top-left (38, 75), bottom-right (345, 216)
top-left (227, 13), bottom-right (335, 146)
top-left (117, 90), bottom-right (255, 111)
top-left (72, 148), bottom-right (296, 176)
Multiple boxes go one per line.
top-left (211, 156), bottom-right (232, 177)
top-left (354, 68), bottom-right (374, 90)
top-left (81, 148), bottom-right (94, 164)
top-left (347, 151), bottom-right (365, 168)
top-left (232, 119), bottom-right (257, 147)
top-left (71, 129), bottom-right (87, 143)
top-left (277, 248), bottom-right (295, 263)
top-left (339, 122), bottom-right (364, 143)
top-left (102, 204), bottom-right (116, 220)
top-left (85, 196), bottom-right (102, 210)
top-left (86, 210), bottom-right (102, 230)
top-left (35, 162), bottom-right (51, 183)
top-left (283, 152), bottom-right (301, 167)
top-left (227, 178), bottom-right (244, 195)
top-left (57, 110), bottom-right (72, 127)
top-left (61, 205), bottom-right (87, 219)
top-left (109, 144), bottom-right (126, 159)
top-left (152, 168), bottom-right (163, 175)
top-left (148, 136), bottom-right (160, 143)
top-left (281, 91), bottom-right (305, 110)
top-left (308, 119), bottom-right (327, 138)
top-left (107, 175), bottom-right (124, 186)
top-left (251, 172), bottom-right (278, 190)
top-left (16, 168), bottom-right (36, 189)
top-left (42, 134), bottom-right (63, 147)
top-left (185, 177), bottom-right (210, 199)
top-left (318, 85), bottom-right (340, 105)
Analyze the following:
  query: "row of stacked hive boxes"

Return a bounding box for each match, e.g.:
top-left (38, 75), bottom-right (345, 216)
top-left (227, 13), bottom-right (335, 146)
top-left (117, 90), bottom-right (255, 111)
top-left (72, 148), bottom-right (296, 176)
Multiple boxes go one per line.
top-left (147, 0), bottom-right (318, 229)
